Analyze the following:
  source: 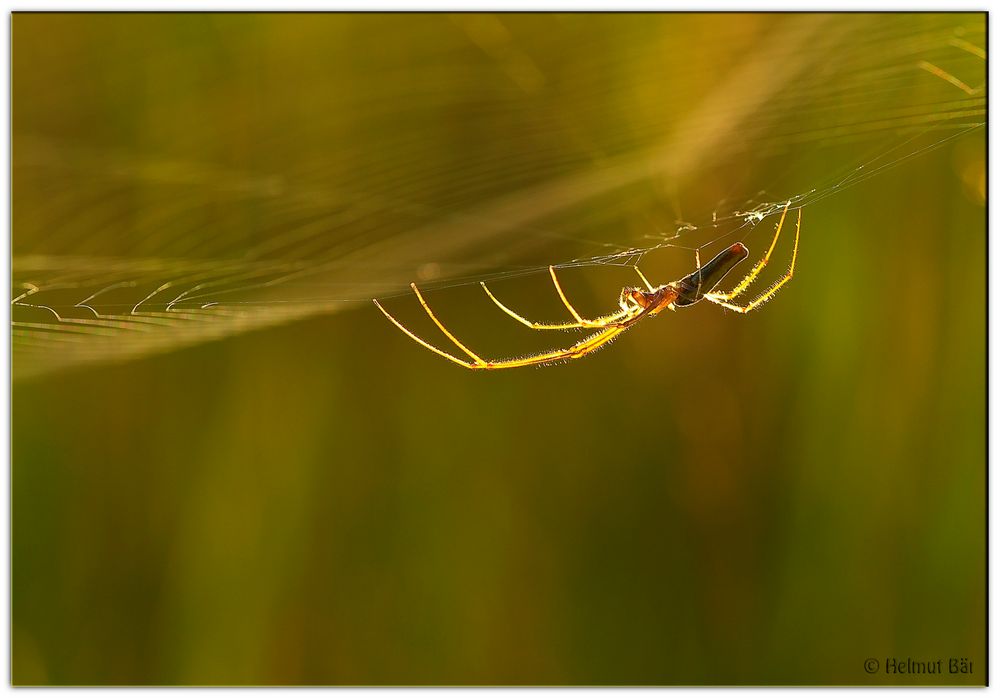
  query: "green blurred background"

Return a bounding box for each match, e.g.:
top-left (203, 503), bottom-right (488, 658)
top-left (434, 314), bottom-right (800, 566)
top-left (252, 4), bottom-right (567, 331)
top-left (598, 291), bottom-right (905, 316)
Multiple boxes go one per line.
top-left (12, 13), bottom-right (985, 685)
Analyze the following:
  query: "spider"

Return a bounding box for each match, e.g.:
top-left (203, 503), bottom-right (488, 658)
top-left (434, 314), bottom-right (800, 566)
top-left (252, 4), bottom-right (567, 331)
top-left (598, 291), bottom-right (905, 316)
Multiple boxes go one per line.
top-left (373, 202), bottom-right (800, 370)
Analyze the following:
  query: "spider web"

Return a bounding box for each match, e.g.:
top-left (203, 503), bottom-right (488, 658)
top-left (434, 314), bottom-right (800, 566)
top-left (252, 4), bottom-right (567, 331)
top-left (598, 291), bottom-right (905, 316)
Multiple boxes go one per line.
top-left (12, 13), bottom-right (985, 379)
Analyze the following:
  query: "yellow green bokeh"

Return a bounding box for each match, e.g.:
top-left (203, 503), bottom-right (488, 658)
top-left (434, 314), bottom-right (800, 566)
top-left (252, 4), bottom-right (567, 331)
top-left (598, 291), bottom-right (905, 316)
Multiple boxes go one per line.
top-left (13, 13), bottom-right (985, 685)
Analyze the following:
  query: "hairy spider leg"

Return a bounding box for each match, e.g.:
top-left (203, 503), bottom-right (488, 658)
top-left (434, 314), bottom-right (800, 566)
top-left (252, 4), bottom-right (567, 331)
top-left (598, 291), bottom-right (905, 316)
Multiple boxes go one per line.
top-left (374, 279), bottom-right (668, 370)
top-left (548, 265), bottom-right (585, 322)
top-left (372, 205), bottom-right (800, 369)
top-left (475, 325), bottom-right (629, 369)
top-left (693, 249), bottom-right (702, 300)
top-left (480, 265), bottom-right (654, 331)
top-left (473, 291), bottom-right (673, 369)
top-left (704, 207), bottom-right (800, 314)
top-left (633, 265), bottom-right (656, 292)
top-left (481, 282), bottom-right (623, 330)
top-left (409, 283), bottom-right (487, 364)
top-left (705, 200), bottom-right (791, 302)
top-left (373, 297), bottom-right (480, 368)
top-left (374, 298), bottom-right (629, 370)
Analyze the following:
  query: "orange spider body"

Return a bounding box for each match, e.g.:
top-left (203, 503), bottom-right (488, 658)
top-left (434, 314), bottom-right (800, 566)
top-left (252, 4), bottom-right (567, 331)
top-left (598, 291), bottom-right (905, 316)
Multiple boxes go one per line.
top-left (627, 241), bottom-right (750, 313)
top-left (374, 203), bottom-right (800, 370)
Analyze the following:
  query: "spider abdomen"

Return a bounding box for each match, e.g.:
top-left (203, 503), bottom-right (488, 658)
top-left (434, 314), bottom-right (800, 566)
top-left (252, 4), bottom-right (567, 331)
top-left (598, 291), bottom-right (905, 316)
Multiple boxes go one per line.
top-left (673, 243), bottom-right (749, 306)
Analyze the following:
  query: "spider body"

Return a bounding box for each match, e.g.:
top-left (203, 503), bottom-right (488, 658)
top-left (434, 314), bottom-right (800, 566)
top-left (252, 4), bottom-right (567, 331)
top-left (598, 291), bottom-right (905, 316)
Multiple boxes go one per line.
top-left (374, 202), bottom-right (800, 370)
top-left (628, 241), bottom-right (750, 312)
top-left (673, 242), bottom-right (750, 306)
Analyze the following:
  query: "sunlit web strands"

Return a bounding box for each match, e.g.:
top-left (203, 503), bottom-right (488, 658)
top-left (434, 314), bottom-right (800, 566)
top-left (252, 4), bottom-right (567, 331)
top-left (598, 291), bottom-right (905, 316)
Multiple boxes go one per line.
top-left (373, 204), bottom-right (801, 370)
top-left (11, 13), bottom-right (984, 379)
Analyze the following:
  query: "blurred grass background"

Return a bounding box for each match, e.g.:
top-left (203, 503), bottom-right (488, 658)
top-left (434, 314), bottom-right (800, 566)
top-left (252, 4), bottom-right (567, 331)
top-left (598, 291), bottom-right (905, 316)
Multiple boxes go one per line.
top-left (12, 13), bottom-right (985, 685)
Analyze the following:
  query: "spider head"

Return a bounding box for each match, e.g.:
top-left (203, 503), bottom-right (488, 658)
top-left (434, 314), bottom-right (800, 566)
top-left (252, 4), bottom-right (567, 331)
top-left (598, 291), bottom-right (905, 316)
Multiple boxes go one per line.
top-left (620, 286), bottom-right (651, 310)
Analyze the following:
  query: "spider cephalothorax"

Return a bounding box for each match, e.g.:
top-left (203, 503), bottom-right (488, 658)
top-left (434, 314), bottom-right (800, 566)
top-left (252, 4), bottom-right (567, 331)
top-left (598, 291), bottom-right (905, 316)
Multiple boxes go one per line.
top-left (620, 286), bottom-right (652, 310)
top-left (374, 203), bottom-right (800, 370)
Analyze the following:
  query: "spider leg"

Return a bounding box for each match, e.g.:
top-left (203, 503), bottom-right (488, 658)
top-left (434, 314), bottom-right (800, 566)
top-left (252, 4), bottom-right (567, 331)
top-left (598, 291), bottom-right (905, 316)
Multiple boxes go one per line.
top-left (634, 266), bottom-right (655, 292)
top-left (704, 200), bottom-right (791, 303)
top-left (373, 298), bottom-right (479, 368)
top-left (548, 265), bottom-right (587, 323)
top-left (374, 275), bottom-right (661, 370)
top-left (481, 264), bottom-right (646, 331)
top-left (470, 299), bottom-right (661, 369)
top-left (693, 249), bottom-right (703, 300)
top-left (480, 283), bottom-right (637, 330)
top-left (408, 283), bottom-right (488, 364)
top-left (481, 282), bottom-right (613, 330)
top-left (374, 297), bottom-right (631, 370)
top-left (703, 207), bottom-right (800, 314)
top-left (469, 324), bottom-right (629, 370)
